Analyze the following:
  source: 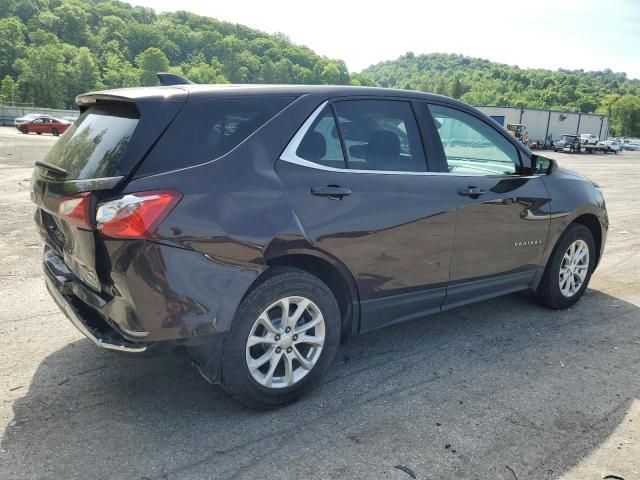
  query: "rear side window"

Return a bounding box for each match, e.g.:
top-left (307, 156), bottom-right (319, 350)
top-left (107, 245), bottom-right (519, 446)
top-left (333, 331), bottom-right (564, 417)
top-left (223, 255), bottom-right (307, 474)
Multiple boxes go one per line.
top-left (138, 96), bottom-right (294, 175)
top-left (40, 103), bottom-right (139, 179)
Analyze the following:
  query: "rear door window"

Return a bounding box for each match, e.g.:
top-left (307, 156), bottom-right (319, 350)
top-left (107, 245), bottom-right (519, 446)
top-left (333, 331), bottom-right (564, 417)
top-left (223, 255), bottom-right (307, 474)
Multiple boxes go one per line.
top-left (137, 96), bottom-right (294, 176)
top-left (332, 100), bottom-right (426, 172)
top-left (41, 103), bottom-right (139, 179)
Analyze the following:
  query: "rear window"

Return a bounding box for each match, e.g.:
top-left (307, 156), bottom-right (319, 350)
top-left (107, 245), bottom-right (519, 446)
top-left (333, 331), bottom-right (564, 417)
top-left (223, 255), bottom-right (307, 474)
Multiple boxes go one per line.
top-left (41, 103), bottom-right (139, 179)
top-left (137, 96), bottom-right (294, 176)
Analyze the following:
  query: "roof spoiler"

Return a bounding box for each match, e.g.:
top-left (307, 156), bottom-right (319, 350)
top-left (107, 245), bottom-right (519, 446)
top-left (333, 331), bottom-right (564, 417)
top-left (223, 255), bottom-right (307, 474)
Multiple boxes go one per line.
top-left (157, 72), bottom-right (194, 86)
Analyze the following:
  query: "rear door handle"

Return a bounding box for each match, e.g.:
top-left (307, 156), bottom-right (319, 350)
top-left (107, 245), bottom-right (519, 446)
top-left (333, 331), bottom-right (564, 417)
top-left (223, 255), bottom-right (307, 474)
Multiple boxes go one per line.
top-left (311, 186), bottom-right (352, 200)
top-left (457, 186), bottom-right (485, 198)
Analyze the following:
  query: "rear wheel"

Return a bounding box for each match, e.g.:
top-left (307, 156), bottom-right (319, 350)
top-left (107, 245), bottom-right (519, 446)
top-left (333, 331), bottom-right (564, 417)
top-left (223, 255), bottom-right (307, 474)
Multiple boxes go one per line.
top-left (536, 224), bottom-right (595, 309)
top-left (221, 267), bottom-right (341, 409)
top-left (36, 132), bottom-right (42, 135)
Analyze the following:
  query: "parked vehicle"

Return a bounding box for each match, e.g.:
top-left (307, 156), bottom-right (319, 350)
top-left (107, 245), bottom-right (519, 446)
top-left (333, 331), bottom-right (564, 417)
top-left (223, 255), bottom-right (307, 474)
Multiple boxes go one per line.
top-left (580, 133), bottom-right (599, 145)
top-left (17, 116), bottom-right (70, 136)
top-left (32, 80), bottom-right (608, 408)
top-left (600, 140), bottom-right (620, 153)
top-left (554, 134), bottom-right (611, 154)
top-left (14, 113), bottom-right (47, 126)
top-left (619, 141), bottom-right (639, 151)
top-left (554, 134), bottom-right (582, 153)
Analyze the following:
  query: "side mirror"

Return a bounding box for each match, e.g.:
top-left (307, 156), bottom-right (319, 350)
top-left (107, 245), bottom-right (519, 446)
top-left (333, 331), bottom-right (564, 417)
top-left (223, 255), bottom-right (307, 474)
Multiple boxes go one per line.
top-left (531, 154), bottom-right (558, 175)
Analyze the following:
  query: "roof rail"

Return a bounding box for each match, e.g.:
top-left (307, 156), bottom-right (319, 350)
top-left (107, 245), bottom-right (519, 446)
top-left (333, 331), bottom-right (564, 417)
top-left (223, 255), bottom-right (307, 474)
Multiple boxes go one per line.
top-left (156, 72), bottom-right (194, 86)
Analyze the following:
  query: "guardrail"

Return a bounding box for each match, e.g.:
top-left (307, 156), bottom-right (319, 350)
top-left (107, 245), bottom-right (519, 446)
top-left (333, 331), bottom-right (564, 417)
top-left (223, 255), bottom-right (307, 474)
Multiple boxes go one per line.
top-left (0, 104), bottom-right (79, 126)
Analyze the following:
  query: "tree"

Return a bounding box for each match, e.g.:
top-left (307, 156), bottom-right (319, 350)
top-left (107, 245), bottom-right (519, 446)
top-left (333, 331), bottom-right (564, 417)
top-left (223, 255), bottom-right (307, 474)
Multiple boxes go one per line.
top-left (450, 76), bottom-right (465, 99)
top-left (610, 95), bottom-right (640, 136)
top-left (0, 75), bottom-right (20, 104)
top-left (102, 53), bottom-right (140, 89)
top-left (53, 4), bottom-right (90, 46)
top-left (14, 43), bottom-right (66, 107)
top-left (136, 47), bottom-right (170, 86)
top-left (320, 63), bottom-right (341, 84)
top-left (67, 47), bottom-right (101, 100)
top-left (274, 58), bottom-right (294, 83)
top-left (0, 16), bottom-right (26, 78)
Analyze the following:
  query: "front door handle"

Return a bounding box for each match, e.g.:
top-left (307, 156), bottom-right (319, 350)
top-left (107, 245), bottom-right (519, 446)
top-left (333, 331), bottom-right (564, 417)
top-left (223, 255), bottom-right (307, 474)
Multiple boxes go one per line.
top-left (457, 186), bottom-right (486, 198)
top-left (311, 186), bottom-right (352, 200)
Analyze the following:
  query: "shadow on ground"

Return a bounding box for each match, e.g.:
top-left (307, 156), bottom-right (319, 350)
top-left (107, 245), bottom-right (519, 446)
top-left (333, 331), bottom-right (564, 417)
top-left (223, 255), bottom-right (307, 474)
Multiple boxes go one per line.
top-left (2, 289), bottom-right (639, 480)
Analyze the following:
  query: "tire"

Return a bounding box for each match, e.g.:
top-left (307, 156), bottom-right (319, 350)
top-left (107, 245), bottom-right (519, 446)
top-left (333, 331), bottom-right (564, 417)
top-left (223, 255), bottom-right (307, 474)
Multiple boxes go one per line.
top-left (220, 267), bottom-right (341, 409)
top-left (52, 128), bottom-right (59, 136)
top-left (536, 224), bottom-right (595, 309)
top-left (36, 132), bottom-right (42, 135)
top-left (19, 127), bottom-right (28, 134)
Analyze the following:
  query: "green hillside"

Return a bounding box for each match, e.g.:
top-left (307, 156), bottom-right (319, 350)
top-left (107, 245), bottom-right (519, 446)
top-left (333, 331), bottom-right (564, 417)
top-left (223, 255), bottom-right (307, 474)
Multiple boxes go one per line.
top-left (0, 1), bottom-right (638, 135)
top-left (362, 52), bottom-right (640, 136)
top-left (0, 0), bottom-right (368, 109)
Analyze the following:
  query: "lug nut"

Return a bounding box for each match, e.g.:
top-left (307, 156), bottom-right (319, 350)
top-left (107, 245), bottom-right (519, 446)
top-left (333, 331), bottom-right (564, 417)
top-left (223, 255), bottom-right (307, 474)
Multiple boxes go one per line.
top-left (292, 334), bottom-right (298, 341)
top-left (274, 334), bottom-right (280, 341)
top-left (286, 347), bottom-right (292, 353)
top-left (285, 327), bottom-right (291, 333)
top-left (276, 347), bottom-right (281, 353)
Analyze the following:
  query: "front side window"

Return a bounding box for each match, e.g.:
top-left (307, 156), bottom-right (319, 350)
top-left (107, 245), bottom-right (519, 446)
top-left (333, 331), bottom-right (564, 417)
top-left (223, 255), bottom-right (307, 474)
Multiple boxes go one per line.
top-left (429, 105), bottom-right (521, 176)
top-left (333, 100), bottom-right (426, 172)
top-left (295, 106), bottom-right (345, 168)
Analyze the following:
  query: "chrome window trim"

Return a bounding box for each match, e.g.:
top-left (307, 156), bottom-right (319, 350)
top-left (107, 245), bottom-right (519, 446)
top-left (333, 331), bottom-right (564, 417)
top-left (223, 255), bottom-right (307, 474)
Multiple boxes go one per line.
top-left (279, 101), bottom-right (541, 178)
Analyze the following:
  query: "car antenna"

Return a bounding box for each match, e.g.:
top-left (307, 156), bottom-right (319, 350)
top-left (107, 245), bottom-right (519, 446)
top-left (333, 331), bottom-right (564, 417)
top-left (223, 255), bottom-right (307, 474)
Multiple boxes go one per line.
top-left (156, 72), bottom-right (194, 86)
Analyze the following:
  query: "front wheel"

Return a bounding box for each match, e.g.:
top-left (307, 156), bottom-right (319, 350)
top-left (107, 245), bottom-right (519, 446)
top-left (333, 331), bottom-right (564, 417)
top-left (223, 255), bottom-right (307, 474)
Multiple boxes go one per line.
top-left (220, 267), bottom-right (341, 409)
top-left (536, 224), bottom-right (595, 309)
top-left (52, 128), bottom-right (59, 136)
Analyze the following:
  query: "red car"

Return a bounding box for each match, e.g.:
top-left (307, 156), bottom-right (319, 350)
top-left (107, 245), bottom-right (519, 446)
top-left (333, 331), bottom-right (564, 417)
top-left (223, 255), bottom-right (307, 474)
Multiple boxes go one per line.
top-left (17, 116), bottom-right (70, 136)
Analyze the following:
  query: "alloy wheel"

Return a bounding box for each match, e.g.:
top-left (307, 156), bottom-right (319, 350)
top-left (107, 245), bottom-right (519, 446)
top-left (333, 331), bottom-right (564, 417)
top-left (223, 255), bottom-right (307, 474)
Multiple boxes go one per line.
top-left (245, 296), bottom-right (325, 388)
top-left (559, 239), bottom-right (589, 297)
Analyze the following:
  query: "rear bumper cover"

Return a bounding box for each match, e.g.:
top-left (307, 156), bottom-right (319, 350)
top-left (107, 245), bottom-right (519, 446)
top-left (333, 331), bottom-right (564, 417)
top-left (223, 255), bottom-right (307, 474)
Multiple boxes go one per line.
top-left (44, 249), bottom-right (155, 354)
top-left (43, 241), bottom-right (263, 350)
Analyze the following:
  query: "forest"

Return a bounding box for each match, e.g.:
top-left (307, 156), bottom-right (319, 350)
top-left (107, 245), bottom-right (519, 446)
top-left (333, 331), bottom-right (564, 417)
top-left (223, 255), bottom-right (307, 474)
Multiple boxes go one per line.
top-left (1, 0), bottom-right (639, 136)
top-left (362, 53), bottom-right (640, 136)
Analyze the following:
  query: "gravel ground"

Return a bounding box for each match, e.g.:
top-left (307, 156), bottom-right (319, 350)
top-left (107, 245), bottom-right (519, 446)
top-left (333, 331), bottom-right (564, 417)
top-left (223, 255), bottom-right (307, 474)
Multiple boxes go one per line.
top-left (0, 126), bottom-right (638, 480)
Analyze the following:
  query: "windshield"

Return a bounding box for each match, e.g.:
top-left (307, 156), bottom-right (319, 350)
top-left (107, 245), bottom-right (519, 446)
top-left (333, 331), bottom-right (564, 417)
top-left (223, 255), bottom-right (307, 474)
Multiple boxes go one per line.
top-left (41, 104), bottom-right (139, 180)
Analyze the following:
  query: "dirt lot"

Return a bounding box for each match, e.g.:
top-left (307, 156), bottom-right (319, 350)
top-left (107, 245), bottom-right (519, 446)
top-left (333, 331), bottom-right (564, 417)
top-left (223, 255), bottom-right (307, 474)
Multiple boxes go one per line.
top-left (0, 126), bottom-right (638, 480)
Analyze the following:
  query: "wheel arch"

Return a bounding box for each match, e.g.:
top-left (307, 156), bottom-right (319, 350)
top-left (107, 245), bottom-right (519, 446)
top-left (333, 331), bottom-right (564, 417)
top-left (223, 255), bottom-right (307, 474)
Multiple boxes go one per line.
top-left (571, 213), bottom-right (603, 267)
top-left (534, 211), bottom-right (604, 292)
top-left (262, 251), bottom-right (360, 341)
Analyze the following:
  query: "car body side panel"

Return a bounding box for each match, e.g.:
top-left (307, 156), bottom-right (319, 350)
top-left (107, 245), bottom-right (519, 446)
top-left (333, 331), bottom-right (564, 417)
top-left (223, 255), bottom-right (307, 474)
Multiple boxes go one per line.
top-left (101, 241), bottom-right (264, 340)
top-left (443, 175), bottom-right (552, 282)
top-left (104, 95), bottom-right (327, 336)
top-left (540, 167), bottom-right (608, 268)
top-left (275, 162), bottom-right (455, 298)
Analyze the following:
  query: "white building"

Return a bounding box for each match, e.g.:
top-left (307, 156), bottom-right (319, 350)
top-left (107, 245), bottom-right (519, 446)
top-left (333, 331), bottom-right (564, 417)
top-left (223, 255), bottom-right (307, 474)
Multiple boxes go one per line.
top-left (475, 106), bottom-right (609, 143)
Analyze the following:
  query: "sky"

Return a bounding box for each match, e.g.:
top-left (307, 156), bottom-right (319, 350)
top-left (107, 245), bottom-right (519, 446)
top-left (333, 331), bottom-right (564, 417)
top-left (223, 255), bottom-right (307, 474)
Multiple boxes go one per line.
top-left (128, 0), bottom-right (640, 79)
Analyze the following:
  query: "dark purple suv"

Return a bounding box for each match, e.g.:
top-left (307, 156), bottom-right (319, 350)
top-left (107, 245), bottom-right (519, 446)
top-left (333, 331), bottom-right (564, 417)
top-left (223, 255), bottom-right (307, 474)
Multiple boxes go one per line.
top-left (32, 78), bottom-right (608, 408)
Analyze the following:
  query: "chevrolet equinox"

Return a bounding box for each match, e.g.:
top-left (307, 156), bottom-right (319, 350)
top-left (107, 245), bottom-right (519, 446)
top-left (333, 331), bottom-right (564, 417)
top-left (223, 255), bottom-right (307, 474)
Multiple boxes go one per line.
top-left (32, 78), bottom-right (608, 408)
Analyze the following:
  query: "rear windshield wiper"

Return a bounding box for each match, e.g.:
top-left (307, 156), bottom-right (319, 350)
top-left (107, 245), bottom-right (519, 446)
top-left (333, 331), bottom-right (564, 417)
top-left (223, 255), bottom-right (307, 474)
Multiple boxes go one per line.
top-left (35, 160), bottom-right (68, 177)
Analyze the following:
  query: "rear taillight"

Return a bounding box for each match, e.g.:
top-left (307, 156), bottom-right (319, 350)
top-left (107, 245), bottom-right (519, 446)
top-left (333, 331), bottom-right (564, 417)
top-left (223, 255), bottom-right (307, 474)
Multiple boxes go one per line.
top-left (57, 192), bottom-right (92, 230)
top-left (96, 190), bottom-right (181, 239)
